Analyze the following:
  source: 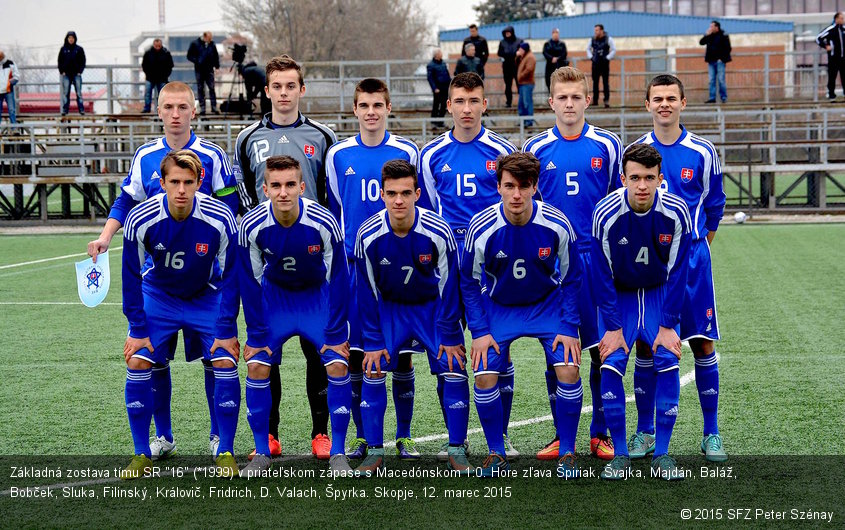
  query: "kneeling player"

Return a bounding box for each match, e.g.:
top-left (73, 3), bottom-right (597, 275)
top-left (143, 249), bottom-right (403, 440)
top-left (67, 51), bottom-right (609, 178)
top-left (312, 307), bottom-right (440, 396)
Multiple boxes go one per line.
top-left (461, 152), bottom-right (583, 477)
top-left (238, 156), bottom-right (352, 476)
top-left (120, 150), bottom-right (241, 478)
top-left (591, 143), bottom-right (691, 480)
top-left (354, 160), bottom-right (471, 476)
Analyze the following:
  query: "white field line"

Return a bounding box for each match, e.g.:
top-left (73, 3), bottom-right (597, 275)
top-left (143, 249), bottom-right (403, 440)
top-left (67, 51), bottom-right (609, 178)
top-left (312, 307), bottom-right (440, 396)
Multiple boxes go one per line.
top-left (0, 367), bottom-right (696, 495)
top-left (0, 246), bottom-right (123, 270)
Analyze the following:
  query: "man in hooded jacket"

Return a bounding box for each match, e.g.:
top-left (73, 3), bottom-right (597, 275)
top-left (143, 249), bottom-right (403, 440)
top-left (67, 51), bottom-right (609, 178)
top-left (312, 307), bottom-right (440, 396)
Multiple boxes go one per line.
top-left (58, 31), bottom-right (86, 116)
top-left (497, 25), bottom-right (523, 108)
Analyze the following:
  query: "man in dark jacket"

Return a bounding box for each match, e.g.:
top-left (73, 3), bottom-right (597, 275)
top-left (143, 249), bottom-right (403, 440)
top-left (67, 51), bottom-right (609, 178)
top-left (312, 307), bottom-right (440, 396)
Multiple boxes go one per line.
top-left (462, 24), bottom-right (489, 77)
top-left (187, 31), bottom-right (220, 114)
top-left (58, 31), bottom-right (86, 116)
top-left (700, 21), bottom-right (732, 103)
top-left (455, 44), bottom-right (483, 78)
top-left (497, 25), bottom-right (522, 107)
top-left (587, 24), bottom-right (615, 108)
top-left (543, 28), bottom-right (568, 92)
top-left (816, 12), bottom-right (845, 101)
top-left (141, 39), bottom-right (174, 113)
top-left (426, 49), bottom-right (451, 127)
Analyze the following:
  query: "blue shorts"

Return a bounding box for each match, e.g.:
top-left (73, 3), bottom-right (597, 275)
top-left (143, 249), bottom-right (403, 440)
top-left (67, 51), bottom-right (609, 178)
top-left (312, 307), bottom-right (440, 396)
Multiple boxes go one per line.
top-left (159, 330), bottom-right (205, 363)
top-left (476, 290), bottom-right (578, 376)
top-left (576, 250), bottom-right (600, 349)
top-left (367, 298), bottom-right (467, 378)
top-left (246, 283), bottom-right (347, 368)
top-left (680, 239), bottom-right (720, 341)
top-left (598, 285), bottom-right (680, 376)
top-left (130, 285), bottom-right (235, 366)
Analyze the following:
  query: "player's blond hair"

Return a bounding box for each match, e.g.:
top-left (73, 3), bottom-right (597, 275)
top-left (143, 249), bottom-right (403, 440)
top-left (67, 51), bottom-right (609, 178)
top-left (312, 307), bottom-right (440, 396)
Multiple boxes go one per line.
top-left (158, 81), bottom-right (195, 103)
top-left (160, 150), bottom-right (202, 181)
top-left (549, 67), bottom-right (588, 97)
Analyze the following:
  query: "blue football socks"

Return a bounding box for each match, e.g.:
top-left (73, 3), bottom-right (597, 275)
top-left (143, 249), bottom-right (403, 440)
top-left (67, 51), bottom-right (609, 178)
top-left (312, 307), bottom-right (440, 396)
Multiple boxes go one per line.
top-left (125, 368), bottom-right (153, 456)
top-left (654, 369), bottom-right (680, 458)
top-left (361, 375), bottom-right (387, 448)
top-left (634, 357), bottom-right (656, 435)
top-left (556, 379), bottom-right (583, 455)
top-left (392, 368), bottom-right (415, 440)
top-left (151, 363), bottom-right (173, 443)
top-left (213, 366), bottom-right (240, 455)
top-left (327, 373), bottom-right (352, 456)
top-left (245, 376), bottom-right (271, 456)
top-left (474, 384), bottom-right (506, 455)
top-left (695, 353), bottom-right (720, 435)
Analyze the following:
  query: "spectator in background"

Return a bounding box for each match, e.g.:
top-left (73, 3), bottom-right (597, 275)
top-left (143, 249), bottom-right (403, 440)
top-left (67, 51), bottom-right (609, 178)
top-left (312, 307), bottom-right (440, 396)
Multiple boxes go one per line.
top-left (455, 43), bottom-right (483, 78)
top-left (498, 25), bottom-right (523, 108)
top-left (239, 61), bottom-right (270, 116)
top-left (516, 42), bottom-right (536, 127)
top-left (141, 39), bottom-right (174, 113)
top-left (816, 12), bottom-right (845, 101)
top-left (700, 21), bottom-right (732, 104)
top-left (58, 31), bottom-right (86, 116)
top-left (426, 49), bottom-right (451, 128)
top-left (543, 29), bottom-right (568, 92)
top-left (0, 50), bottom-right (20, 124)
top-left (187, 31), bottom-right (220, 115)
top-left (462, 24), bottom-right (489, 78)
top-left (587, 24), bottom-right (615, 108)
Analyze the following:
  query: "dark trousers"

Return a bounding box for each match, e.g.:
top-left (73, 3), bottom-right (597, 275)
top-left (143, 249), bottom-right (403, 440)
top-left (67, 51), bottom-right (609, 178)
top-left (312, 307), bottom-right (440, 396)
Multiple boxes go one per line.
top-left (502, 61), bottom-right (517, 106)
top-left (431, 87), bottom-right (448, 126)
top-left (827, 58), bottom-right (845, 99)
top-left (592, 61), bottom-right (610, 104)
top-left (269, 337), bottom-right (329, 440)
top-left (195, 70), bottom-right (217, 113)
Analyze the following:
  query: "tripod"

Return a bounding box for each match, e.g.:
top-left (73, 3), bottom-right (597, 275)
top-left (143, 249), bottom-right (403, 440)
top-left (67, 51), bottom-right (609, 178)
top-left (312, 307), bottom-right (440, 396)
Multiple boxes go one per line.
top-left (222, 61), bottom-right (251, 118)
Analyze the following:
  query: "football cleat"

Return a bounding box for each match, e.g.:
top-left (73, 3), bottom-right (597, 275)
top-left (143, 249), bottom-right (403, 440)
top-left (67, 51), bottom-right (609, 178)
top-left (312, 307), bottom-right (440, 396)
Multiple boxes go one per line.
top-left (700, 434), bottom-right (728, 462)
top-left (347, 437), bottom-right (368, 459)
top-left (652, 454), bottom-right (685, 481)
top-left (149, 436), bottom-right (176, 461)
top-left (215, 452), bottom-right (239, 478)
top-left (446, 445), bottom-right (473, 476)
top-left (437, 439), bottom-right (470, 462)
top-left (536, 437), bottom-right (560, 460)
top-left (209, 434), bottom-right (220, 459)
top-left (590, 435), bottom-right (614, 460)
top-left (627, 431), bottom-right (656, 459)
top-left (312, 434), bottom-right (331, 460)
top-left (396, 437), bottom-right (421, 460)
top-left (557, 452), bottom-right (580, 480)
top-left (241, 454), bottom-right (272, 478)
top-left (329, 454), bottom-right (354, 474)
top-left (600, 455), bottom-right (631, 480)
top-left (476, 452), bottom-right (509, 478)
top-left (120, 455), bottom-right (153, 480)
top-left (355, 448), bottom-right (385, 477)
top-left (503, 434), bottom-right (520, 461)
top-left (248, 434), bottom-right (282, 461)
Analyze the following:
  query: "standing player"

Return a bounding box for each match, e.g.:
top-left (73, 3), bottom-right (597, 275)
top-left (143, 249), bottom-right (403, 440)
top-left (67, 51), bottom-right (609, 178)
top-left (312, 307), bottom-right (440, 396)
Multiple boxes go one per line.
top-left (523, 66), bottom-right (621, 462)
top-left (628, 74), bottom-right (727, 462)
top-left (326, 78), bottom-right (421, 460)
top-left (87, 81), bottom-right (239, 461)
top-left (237, 156), bottom-right (353, 475)
top-left (120, 150), bottom-right (240, 478)
top-left (354, 160), bottom-right (471, 476)
top-left (419, 72), bottom-right (518, 460)
top-left (234, 55), bottom-right (338, 460)
top-left (461, 152), bottom-right (582, 477)
top-left (592, 143), bottom-right (691, 480)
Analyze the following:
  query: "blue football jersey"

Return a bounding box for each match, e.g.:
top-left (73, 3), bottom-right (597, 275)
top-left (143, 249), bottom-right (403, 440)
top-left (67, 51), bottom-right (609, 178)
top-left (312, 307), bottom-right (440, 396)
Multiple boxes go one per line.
top-left (461, 201), bottom-right (581, 338)
top-left (326, 132), bottom-right (420, 257)
top-left (110, 132), bottom-right (238, 223)
top-left (630, 126), bottom-right (726, 240)
top-left (238, 198), bottom-right (348, 347)
top-left (523, 123), bottom-right (622, 249)
top-left (122, 193), bottom-right (239, 339)
top-left (355, 207), bottom-right (463, 350)
top-left (591, 188), bottom-right (691, 330)
top-left (419, 127), bottom-right (516, 241)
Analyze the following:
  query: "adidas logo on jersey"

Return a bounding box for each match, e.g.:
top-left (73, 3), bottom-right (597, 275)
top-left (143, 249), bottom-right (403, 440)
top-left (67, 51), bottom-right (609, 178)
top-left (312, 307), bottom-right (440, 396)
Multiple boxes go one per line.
top-left (701, 388), bottom-right (717, 396)
top-left (155, 243), bottom-right (166, 251)
top-left (398, 391), bottom-right (415, 399)
top-left (219, 400), bottom-right (238, 408)
top-left (448, 401), bottom-right (468, 410)
top-left (495, 250), bottom-right (508, 259)
top-left (545, 161), bottom-right (557, 170)
top-left (440, 163), bottom-right (452, 173)
top-left (332, 406), bottom-right (351, 415)
top-left (126, 401), bottom-right (144, 409)
top-left (634, 386), bottom-right (645, 395)
top-left (664, 405), bottom-right (679, 416)
top-left (345, 166), bottom-right (356, 176)
top-left (601, 391), bottom-right (617, 400)
top-left (618, 237), bottom-right (629, 245)
top-left (360, 401), bottom-right (370, 408)
top-left (277, 135), bottom-right (290, 144)
top-left (150, 171), bottom-right (160, 181)
top-left (380, 258), bottom-right (391, 265)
